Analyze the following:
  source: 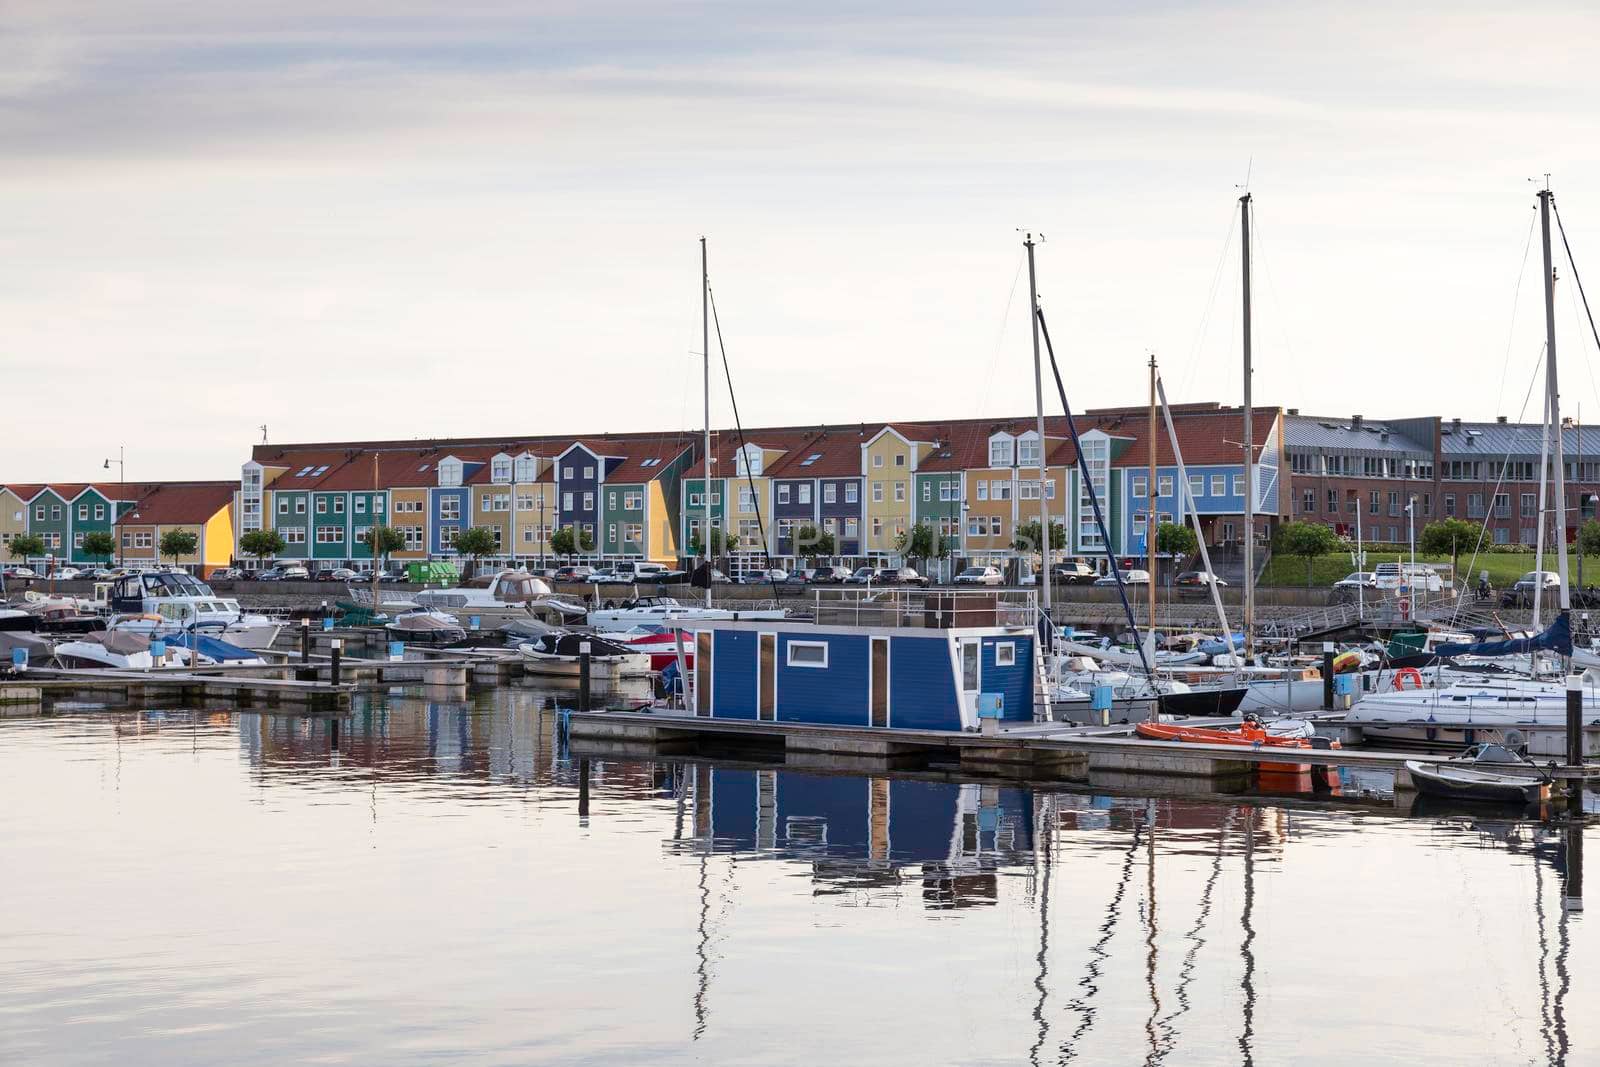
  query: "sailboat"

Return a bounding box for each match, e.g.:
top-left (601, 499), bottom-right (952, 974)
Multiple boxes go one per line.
top-left (1348, 185), bottom-right (1600, 754)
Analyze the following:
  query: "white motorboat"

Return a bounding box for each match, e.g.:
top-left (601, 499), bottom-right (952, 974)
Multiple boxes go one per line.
top-left (515, 632), bottom-right (653, 680)
top-left (385, 609), bottom-right (467, 646)
top-left (1347, 676), bottom-right (1600, 753)
top-left (586, 596), bottom-right (787, 633)
top-left (104, 571), bottom-right (282, 650)
top-left (413, 570), bottom-right (585, 624)
top-left (54, 631), bottom-right (156, 670)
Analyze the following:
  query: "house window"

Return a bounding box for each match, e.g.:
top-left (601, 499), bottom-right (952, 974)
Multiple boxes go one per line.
top-left (73, 533), bottom-right (84, 548)
top-left (1211, 475), bottom-right (1227, 496)
top-left (1233, 474), bottom-right (1246, 497)
top-left (77, 504), bottom-right (87, 520)
top-left (940, 480), bottom-right (958, 502)
top-left (1443, 495), bottom-right (1455, 516)
top-left (799, 484), bottom-right (812, 505)
top-left (1468, 494), bottom-right (1485, 519)
top-left (738, 487), bottom-right (754, 512)
top-left (514, 456), bottom-right (537, 482)
top-left (283, 527), bottom-right (306, 544)
top-left (1369, 491), bottom-right (1380, 515)
top-left (583, 466), bottom-right (595, 479)
top-left (94, 504), bottom-right (106, 520)
top-left (989, 438), bottom-right (1014, 466)
top-left (989, 516), bottom-right (1002, 535)
top-left (517, 494), bottom-right (534, 511)
top-left (991, 480), bottom-right (1010, 501)
top-left (34, 506), bottom-right (44, 521)
top-left (787, 641), bottom-right (829, 668)
top-left (994, 642), bottom-right (1016, 667)
top-left (1421, 495), bottom-right (1432, 516)
top-left (316, 527), bottom-right (345, 544)
top-left (844, 518), bottom-right (858, 537)
top-left (872, 482), bottom-right (884, 503)
top-left (1327, 489), bottom-right (1338, 512)
top-left (845, 483), bottom-right (859, 504)
top-left (1387, 492), bottom-right (1400, 516)
top-left (279, 499), bottom-right (289, 515)
top-left (1018, 437), bottom-right (1041, 466)
top-left (976, 479), bottom-right (990, 502)
top-left (968, 518), bottom-right (985, 537)
top-left (1521, 492), bottom-right (1536, 517)
top-left (563, 492), bottom-right (575, 511)
top-left (494, 494), bottom-right (510, 512)
top-left (922, 483), bottom-right (931, 502)
top-left (824, 484), bottom-right (837, 504)
top-left (778, 484), bottom-right (791, 505)
top-left (872, 517), bottom-right (883, 537)
top-left (608, 523), bottom-right (618, 543)
top-left (1158, 476), bottom-right (1173, 497)
top-left (1019, 480), bottom-right (1041, 500)
top-left (608, 491), bottom-right (618, 510)
top-left (624, 492), bottom-right (643, 510)
top-left (316, 498), bottom-right (327, 514)
top-left (51, 505), bottom-right (61, 520)
top-left (1493, 493), bottom-right (1510, 518)
top-left (355, 498), bottom-right (366, 514)
top-left (1188, 475), bottom-right (1204, 498)
top-left (894, 482), bottom-right (906, 502)
top-left (1302, 490), bottom-right (1316, 513)
top-left (583, 492), bottom-right (595, 511)
top-left (625, 523), bottom-right (642, 544)
top-left (873, 455), bottom-right (884, 468)
top-left (1131, 475), bottom-right (1147, 498)
top-left (492, 457), bottom-right (512, 483)
top-left (563, 466), bottom-right (574, 479)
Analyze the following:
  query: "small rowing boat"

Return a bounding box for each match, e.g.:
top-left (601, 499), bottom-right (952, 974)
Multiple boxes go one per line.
top-left (1405, 743), bottom-right (1551, 805)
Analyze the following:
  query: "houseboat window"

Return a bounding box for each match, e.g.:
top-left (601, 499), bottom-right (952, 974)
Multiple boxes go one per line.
top-left (994, 642), bottom-right (1016, 667)
top-left (787, 641), bottom-right (829, 668)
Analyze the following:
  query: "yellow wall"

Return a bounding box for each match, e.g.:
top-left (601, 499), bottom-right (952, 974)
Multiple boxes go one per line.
top-left (647, 481), bottom-right (677, 562)
top-left (0, 490), bottom-right (27, 553)
top-left (469, 484), bottom-right (513, 555)
top-left (862, 433), bottom-right (918, 554)
top-left (119, 526), bottom-right (158, 563)
top-left (726, 474), bottom-right (770, 555)
top-left (389, 487), bottom-right (429, 559)
top-left (509, 482), bottom-right (556, 558)
top-left (203, 505), bottom-right (235, 574)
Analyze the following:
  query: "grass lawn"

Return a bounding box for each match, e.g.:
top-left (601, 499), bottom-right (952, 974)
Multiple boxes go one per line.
top-left (1260, 550), bottom-right (1600, 589)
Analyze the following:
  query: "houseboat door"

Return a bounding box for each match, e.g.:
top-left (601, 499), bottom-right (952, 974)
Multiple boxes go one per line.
top-left (870, 637), bottom-right (889, 728)
top-left (758, 633), bottom-right (777, 721)
top-left (958, 638), bottom-right (982, 719)
top-left (695, 632), bottom-right (713, 716)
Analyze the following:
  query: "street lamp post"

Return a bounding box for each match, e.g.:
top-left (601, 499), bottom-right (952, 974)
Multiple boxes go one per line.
top-left (1406, 495), bottom-right (1417, 576)
top-left (103, 447), bottom-right (125, 567)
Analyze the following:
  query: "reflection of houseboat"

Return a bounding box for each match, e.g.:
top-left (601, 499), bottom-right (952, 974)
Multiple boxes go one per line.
top-left (678, 613), bottom-right (1038, 730)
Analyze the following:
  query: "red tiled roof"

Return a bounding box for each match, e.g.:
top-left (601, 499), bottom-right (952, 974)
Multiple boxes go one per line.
top-left (606, 436), bottom-right (696, 482)
top-left (115, 482), bottom-right (236, 526)
top-left (1, 483), bottom-right (49, 501)
top-left (765, 427), bottom-right (873, 479)
top-left (1108, 407), bottom-right (1278, 467)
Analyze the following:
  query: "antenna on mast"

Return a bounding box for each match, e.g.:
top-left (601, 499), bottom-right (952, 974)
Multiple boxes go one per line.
top-left (260, 424), bottom-right (269, 444)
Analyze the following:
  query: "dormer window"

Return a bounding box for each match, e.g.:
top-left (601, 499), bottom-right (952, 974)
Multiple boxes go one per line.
top-left (989, 435), bottom-right (1015, 467)
top-left (513, 454), bottom-right (538, 483)
top-left (437, 457), bottom-right (463, 487)
top-left (735, 446), bottom-right (763, 478)
top-left (491, 454), bottom-right (512, 484)
top-left (1017, 434), bottom-right (1041, 466)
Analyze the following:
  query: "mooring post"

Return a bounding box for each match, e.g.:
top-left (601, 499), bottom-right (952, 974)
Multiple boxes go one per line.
top-left (1567, 674), bottom-right (1583, 778)
top-left (300, 618), bottom-right (311, 664)
top-left (1322, 641), bottom-right (1335, 711)
top-left (578, 757), bottom-right (591, 820)
top-left (330, 638), bottom-right (343, 685)
top-left (578, 641), bottom-right (591, 713)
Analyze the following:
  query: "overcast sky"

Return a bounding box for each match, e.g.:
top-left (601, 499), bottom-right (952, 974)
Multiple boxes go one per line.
top-left (6, 1), bottom-right (1600, 480)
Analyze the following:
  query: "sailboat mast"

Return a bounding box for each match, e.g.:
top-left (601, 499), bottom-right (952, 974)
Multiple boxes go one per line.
top-left (702, 237), bottom-right (713, 608)
top-left (1239, 193), bottom-right (1256, 658)
top-left (1148, 354), bottom-right (1158, 646)
top-left (1027, 234), bottom-right (1051, 615)
top-left (1540, 188), bottom-right (1573, 613)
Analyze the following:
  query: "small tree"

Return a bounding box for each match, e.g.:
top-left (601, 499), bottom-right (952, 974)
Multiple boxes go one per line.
top-left (81, 531), bottom-right (116, 567)
top-left (1155, 521), bottom-right (1198, 559)
top-left (453, 526), bottom-right (499, 579)
top-left (794, 523), bottom-right (836, 562)
top-left (550, 526), bottom-right (576, 560)
top-left (363, 524), bottom-right (405, 568)
top-left (1578, 520), bottom-right (1600, 559)
top-left (898, 523), bottom-right (941, 566)
top-left (8, 534), bottom-right (44, 561)
top-left (1419, 518), bottom-right (1487, 583)
top-left (1274, 520), bottom-right (1341, 587)
top-left (688, 526), bottom-right (737, 557)
top-left (159, 529), bottom-right (199, 571)
top-left (1011, 519), bottom-right (1066, 553)
top-left (239, 529), bottom-right (287, 568)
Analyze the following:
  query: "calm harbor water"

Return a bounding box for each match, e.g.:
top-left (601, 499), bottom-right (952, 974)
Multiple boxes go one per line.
top-left (1, 686), bottom-right (1595, 1066)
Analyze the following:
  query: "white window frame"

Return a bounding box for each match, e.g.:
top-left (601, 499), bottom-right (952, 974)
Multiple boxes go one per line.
top-left (786, 640), bottom-right (829, 668)
top-left (994, 642), bottom-right (1016, 667)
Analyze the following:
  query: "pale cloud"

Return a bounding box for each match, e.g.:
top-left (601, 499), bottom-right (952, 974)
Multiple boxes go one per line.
top-left (3, 1), bottom-right (1600, 479)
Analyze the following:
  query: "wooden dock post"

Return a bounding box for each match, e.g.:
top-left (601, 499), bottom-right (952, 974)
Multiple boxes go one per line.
top-left (578, 642), bottom-right (591, 713)
top-left (1322, 643), bottom-right (1335, 710)
top-left (330, 639), bottom-right (343, 685)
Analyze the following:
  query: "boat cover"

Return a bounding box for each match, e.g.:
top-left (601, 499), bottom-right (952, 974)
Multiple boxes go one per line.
top-left (1434, 614), bottom-right (1571, 658)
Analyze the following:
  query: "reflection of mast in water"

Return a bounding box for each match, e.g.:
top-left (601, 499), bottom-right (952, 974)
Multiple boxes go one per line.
top-left (1148, 810), bottom-right (1232, 1066)
top-left (1142, 800), bottom-right (1162, 1064)
top-left (1028, 794), bottom-right (1055, 1067)
top-left (693, 849), bottom-right (711, 1040)
top-left (1058, 811), bottom-right (1146, 1062)
top-left (1535, 849), bottom-right (1556, 1065)
top-left (1237, 806), bottom-right (1257, 1067)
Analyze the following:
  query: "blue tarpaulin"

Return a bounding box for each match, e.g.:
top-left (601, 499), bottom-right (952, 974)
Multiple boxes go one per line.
top-left (1435, 613), bottom-right (1572, 658)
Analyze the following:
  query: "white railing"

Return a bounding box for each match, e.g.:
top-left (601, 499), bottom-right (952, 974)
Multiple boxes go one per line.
top-left (809, 587), bottom-right (1040, 629)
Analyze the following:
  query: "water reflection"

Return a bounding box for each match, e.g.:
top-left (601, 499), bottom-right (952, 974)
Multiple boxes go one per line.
top-left (0, 690), bottom-right (1594, 1066)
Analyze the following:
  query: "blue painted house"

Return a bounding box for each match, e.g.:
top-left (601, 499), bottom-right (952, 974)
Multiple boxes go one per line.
top-left (687, 617), bottom-right (1036, 730)
top-left (429, 454), bottom-right (481, 555)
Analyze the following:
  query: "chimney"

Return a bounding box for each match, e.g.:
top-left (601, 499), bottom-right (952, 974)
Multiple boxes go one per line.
top-left (1351, 414), bottom-right (1363, 429)
top-left (1452, 418), bottom-right (1462, 434)
top-left (1287, 407), bottom-right (1299, 415)
top-left (1497, 415), bottom-right (1508, 424)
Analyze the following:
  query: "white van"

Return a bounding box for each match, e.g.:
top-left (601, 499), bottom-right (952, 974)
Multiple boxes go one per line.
top-left (612, 561), bottom-right (670, 582)
top-left (1373, 562), bottom-right (1443, 593)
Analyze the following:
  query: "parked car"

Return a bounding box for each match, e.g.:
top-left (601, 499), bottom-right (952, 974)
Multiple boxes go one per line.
top-left (611, 561), bottom-right (671, 582)
top-left (1051, 559), bottom-right (1098, 584)
top-left (1094, 568), bottom-right (1151, 586)
top-left (84, 567), bottom-right (118, 580)
top-left (373, 569), bottom-right (407, 582)
top-left (315, 567), bottom-right (358, 582)
top-left (1512, 571), bottom-right (1562, 594)
top-left (210, 567), bottom-right (246, 581)
top-left (49, 566), bottom-right (82, 580)
top-left (955, 566), bottom-right (1004, 586)
top-left (873, 567), bottom-right (931, 587)
top-left (808, 566), bottom-right (853, 584)
top-left (786, 568), bottom-right (818, 585)
top-left (2, 566), bottom-right (37, 579)
top-left (1174, 571), bottom-right (1228, 588)
top-left (844, 566), bottom-right (878, 585)
top-left (1333, 572), bottom-right (1378, 592)
top-left (1373, 562), bottom-right (1443, 593)
top-left (586, 570), bottom-right (623, 583)
top-left (256, 567), bottom-right (286, 581)
top-left (552, 565), bottom-right (595, 583)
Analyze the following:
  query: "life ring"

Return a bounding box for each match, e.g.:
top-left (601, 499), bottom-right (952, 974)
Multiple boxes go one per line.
top-left (1398, 597), bottom-right (1411, 615)
top-left (1391, 667), bottom-right (1423, 691)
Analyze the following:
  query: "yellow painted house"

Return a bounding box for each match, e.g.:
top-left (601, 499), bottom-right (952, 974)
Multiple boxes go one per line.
top-left (859, 426), bottom-right (938, 558)
top-left (115, 482), bottom-right (237, 577)
top-left (0, 485), bottom-right (41, 556)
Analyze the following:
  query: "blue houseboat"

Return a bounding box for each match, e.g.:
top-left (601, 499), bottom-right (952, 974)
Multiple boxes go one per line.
top-left (683, 615), bottom-right (1039, 731)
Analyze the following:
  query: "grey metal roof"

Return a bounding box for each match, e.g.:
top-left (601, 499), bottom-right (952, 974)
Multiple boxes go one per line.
top-left (1283, 415), bottom-right (1431, 457)
top-left (1439, 421), bottom-right (1600, 457)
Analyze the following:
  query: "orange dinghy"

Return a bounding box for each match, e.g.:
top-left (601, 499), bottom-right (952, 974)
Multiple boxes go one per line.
top-left (1133, 721), bottom-right (1312, 749)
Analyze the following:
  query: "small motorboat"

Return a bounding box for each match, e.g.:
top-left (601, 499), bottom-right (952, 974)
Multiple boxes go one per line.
top-left (1134, 717), bottom-right (1324, 749)
top-left (516, 632), bottom-right (653, 680)
top-left (0, 629), bottom-right (50, 671)
top-left (0, 608), bottom-right (42, 633)
top-left (385, 609), bottom-right (467, 646)
top-left (1406, 744), bottom-right (1551, 806)
top-left (54, 631), bottom-right (156, 670)
top-left (613, 626), bottom-right (697, 672)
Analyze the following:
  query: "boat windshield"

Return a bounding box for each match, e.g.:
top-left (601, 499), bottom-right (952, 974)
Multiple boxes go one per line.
top-left (145, 573), bottom-right (211, 597)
